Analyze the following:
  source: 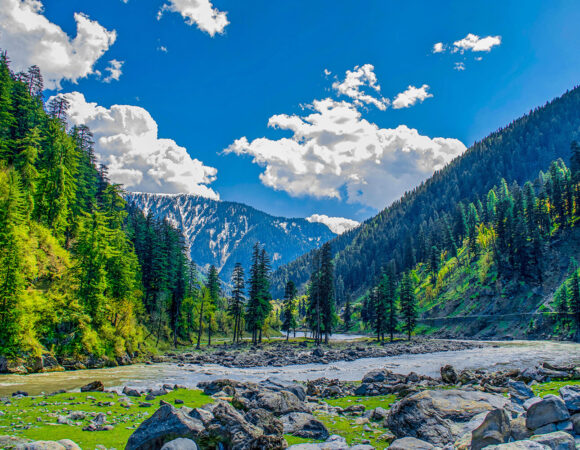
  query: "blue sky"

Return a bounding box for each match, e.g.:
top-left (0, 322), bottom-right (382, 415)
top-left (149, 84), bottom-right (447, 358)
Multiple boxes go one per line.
top-left (2, 0), bottom-right (580, 222)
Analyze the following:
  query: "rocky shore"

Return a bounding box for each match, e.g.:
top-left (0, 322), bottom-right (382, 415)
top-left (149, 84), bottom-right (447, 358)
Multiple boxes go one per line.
top-left (0, 338), bottom-right (484, 374)
top-left (3, 360), bottom-right (579, 449)
top-left (158, 338), bottom-right (484, 368)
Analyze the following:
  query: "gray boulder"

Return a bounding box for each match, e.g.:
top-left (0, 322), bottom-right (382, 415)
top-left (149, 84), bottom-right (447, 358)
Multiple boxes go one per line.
top-left (386, 389), bottom-right (510, 446)
top-left (511, 416), bottom-right (533, 441)
top-left (526, 395), bottom-right (570, 430)
top-left (529, 431), bottom-right (575, 449)
top-left (252, 390), bottom-right (308, 415)
top-left (388, 437), bottom-right (435, 449)
top-left (15, 441), bottom-right (81, 450)
top-left (245, 408), bottom-right (283, 436)
top-left (484, 441), bottom-right (550, 449)
top-left (126, 404), bottom-right (204, 450)
top-left (441, 365), bottom-right (458, 384)
top-left (558, 385), bottom-right (580, 413)
top-left (471, 408), bottom-right (512, 450)
top-left (159, 438), bottom-right (198, 450)
top-left (80, 380), bottom-right (104, 392)
top-left (281, 412), bottom-right (329, 440)
top-left (286, 434), bottom-right (348, 449)
top-left (509, 381), bottom-right (535, 404)
top-left (260, 377), bottom-right (307, 402)
top-left (571, 413), bottom-right (580, 434)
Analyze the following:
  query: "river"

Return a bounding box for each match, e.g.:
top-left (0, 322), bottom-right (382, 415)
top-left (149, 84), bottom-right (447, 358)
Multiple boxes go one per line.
top-left (1, 340), bottom-right (579, 396)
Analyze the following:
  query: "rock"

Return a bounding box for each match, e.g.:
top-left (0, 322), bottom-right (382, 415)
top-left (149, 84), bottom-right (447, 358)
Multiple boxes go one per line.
top-left (571, 413), bottom-right (580, 434)
top-left (526, 395), bottom-right (570, 430)
top-left (14, 439), bottom-right (71, 450)
top-left (126, 404), bottom-right (204, 450)
top-left (260, 377), bottom-right (307, 402)
top-left (509, 381), bottom-right (535, 403)
top-left (484, 441), bottom-right (550, 449)
top-left (139, 402), bottom-right (153, 408)
top-left (558, 385), bottom-right (580, 413)
top-left (55, 440), bottom-right (80, 450)
top-left (12, 391), bottom-right (28, 397)
top-left (524, 397), bottom-right (543, 411)
top-left (123, 386), bottom-right (142, 397)
top-left (245, 408), bottom-right (283, 435)
top-left (471, 408), bottom-right (512, 450)
top-left (175, 399), bottom-right (184, 405)
top-left (441, 364), bottom-right (458, 384)
top-left (196, 401), bottom-right (265, 449)
top-left (287, 434), bottom-right (349, 449)
top-left (160, 438), bottom-right (198, 450)
top-left (252, 390), bottom-right (308, 415)
top-left (0, 436), bottom-right (32, 448)
top-left (281, 412), bottom-right (329, 440)
top-left (534, 423), bottom-right (557, 435)
top-left (386, 389), bottom-right (510, 446)
top-left (371, 406), bottom-right (389, 421)
top-left (511, 416), bottom-right (533, 441)
top-left (80, 381), bottom-right (104, 392)
top-left (529, 431), bottom-right (575, 449)
top-left (388, 437), bottom-right (435, 449)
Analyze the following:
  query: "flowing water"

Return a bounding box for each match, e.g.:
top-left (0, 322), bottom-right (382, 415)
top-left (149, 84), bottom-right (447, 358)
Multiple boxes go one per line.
top-left (1, 340), bottom-right (579, 396)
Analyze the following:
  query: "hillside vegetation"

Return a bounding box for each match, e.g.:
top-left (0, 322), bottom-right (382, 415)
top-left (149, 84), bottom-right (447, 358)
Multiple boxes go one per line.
top-left (273, 86), bottom-right (580, 301)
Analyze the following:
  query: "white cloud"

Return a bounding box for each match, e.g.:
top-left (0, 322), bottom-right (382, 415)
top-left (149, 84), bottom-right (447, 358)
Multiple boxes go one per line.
top-left (323, 69), bottom-right (331, 76)
top-left (454, 62), bottom-right (466, 71)
top-left (0, 0), bottom-right (117, 89)
top-left (225, 98), bottom-right (465, 209)
top-left (306, 214), bottom-right (359, 235)
top-left (453, 33), bottom-right (501, 53)
top-left (158, 45), bottom-right (168, 53)
top-left (392, 84), bottom-right (433, 109)
top-left (53, 92), bottom-right (219, 198)
top-left (158, 0), bottom-right (229, 37)
top-left (332, 64), bottom-right (389, 111)
top-left (103, 59), bottom-right (123, 83)
top-left (432, 42), bottom-right (445, 53)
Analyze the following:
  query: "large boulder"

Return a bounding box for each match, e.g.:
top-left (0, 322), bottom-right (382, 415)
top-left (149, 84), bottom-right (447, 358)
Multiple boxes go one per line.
top-left (526, 395), bottom-right (570, 431)
top-left (159, 438), bottom-right (198, 450)
top-left (126, 404), bottom-right (204, 450)
top-left (441, 365), bottom-right (458, 384)
top-left (197, 401), bottom-right (268, 450)
top-left (470, 408), bottom-right (512, 450)
top-left (484, 441), bottom-right (550, 449)
top-left (80, 381), bottom-right (104, 392)
top-left (260, 377), bottom-right (307, 402)
top-left (251, 390), bottom-right (308, 416)
top-left (244, 408), bottom-right (283, 436)
top-left (388, 437), bottom-right (435, 449)
top-left (14, 441), bottom-right (80, 450)
top-left (281, 412), bottom-right (329, 440)
top-left (529, 431), bottom-right (575, 449)
top-left (558, 385), bottom-right (580, 413)
top-left (386, 389), bottom-right (511, 446)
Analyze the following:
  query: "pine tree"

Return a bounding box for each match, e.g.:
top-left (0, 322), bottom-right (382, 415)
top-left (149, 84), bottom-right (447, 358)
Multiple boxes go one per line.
top-left (206, 265), bottom-right (220, 347)
top-left (399, 272), bottom-right (417, 341)
top-left (342, 296), bottom-right (353, 331)
top-left (319, 242), bottom-right (336, 344)
top-left (281, 280), bottom-right (297, 340)
top-left (229, 262), bottom-right (245, 343)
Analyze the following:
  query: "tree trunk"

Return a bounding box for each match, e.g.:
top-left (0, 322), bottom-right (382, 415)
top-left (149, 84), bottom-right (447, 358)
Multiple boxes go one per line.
top-left (196, 301), bottom-right (204, 350)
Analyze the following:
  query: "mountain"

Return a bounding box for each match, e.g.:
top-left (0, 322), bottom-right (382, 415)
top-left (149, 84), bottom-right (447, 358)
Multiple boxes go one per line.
top-left (125, 192), bottom-right (338, 280)
top-left (272, 85), bottom-right (580, 298)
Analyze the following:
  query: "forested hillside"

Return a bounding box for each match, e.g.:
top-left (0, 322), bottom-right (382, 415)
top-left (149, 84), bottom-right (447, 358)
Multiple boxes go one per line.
top-left (126, 192), bottom-right (335, 281)
top-left (355, 157), bottom-right (580, 340)
top-left (0, 54), bottom-right (199, 363)
top-left (272, 86), bottom-right (580, 299)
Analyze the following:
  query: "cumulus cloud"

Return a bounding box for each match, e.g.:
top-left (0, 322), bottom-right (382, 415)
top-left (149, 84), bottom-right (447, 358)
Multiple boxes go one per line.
top-left (0, 0), bottom-right (117, 89)
top-left (225, 98), bottom-right (465, 209)
top-left (53, 92), bottom-right (219, 198)
top-left (158, 0), bottom-right (229, 37)
top-left (332, 64), bottom-right (389, 110)
top-left (453, 33), bottom-right (501, 53)
top-left (454, 62), bottom-right (466, 71)
top-left (306, 214), bottom-right (359, 235)
top-left (103, 59), bottom-right (123, 83)
top-left (392, 84), bottom-right (433, 109)
top-left (432, 42), bottom-right (445, 53)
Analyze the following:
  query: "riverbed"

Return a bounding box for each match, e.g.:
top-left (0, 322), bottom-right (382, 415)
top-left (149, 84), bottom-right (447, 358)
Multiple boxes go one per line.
top-left (1, 340), bottom-right (579, 396)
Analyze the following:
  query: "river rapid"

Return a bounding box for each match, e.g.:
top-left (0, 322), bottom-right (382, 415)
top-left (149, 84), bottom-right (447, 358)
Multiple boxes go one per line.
top-left (1, 340), bottom-right (579, 396)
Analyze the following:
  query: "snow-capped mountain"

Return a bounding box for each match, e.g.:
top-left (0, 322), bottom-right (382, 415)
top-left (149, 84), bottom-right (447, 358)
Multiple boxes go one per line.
top-left (126, 193), bottom-right (337, 280)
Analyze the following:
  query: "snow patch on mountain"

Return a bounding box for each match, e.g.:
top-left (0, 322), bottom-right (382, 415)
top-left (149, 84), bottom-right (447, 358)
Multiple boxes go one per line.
top-left (306, 214), bottom-right (359, 234)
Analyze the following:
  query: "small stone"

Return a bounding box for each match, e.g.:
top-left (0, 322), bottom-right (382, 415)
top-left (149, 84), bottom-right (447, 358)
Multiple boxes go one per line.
top-left (80, 381), bottom-right (104, 392)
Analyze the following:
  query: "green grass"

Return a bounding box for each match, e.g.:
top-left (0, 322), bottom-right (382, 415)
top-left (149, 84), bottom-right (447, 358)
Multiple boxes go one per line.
top-left (284, 434), bottom-right (322, 446)
top-left (323, 395), bottom-right (396, 411)
top-left (0, 389), bottom-right (213, 448)
top-left (532, 380), bottom-right (580, 397)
